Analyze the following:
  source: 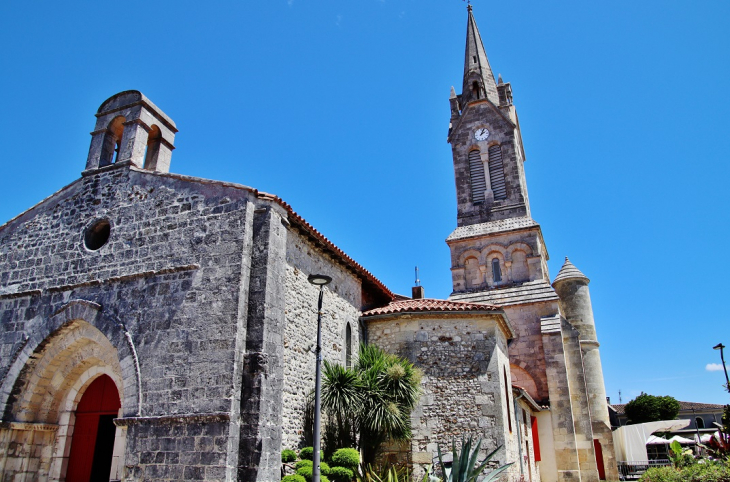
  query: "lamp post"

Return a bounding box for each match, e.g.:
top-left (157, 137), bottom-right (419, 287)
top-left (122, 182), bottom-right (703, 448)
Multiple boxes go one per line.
top-left (308, 274), bottom-right (332, 482)
top-left (713, 343), bottom-right (730, 394)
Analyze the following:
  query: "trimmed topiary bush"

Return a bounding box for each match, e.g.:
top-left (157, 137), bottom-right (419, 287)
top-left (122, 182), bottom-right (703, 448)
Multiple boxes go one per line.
top-left (329, 465), bottom-right (354, 482)
top-left (330, 448), bottom-right (359, 471)
top-left (282, 449), bottom-right (297, 463)
top-left (282, 475), bottom-right (307, 482)
top-left (296, 465), bottom-right (331, 482)
top-left (299, 447), bottom-right (314, 460)
top-left (294, 460), bottom-right (313, 471)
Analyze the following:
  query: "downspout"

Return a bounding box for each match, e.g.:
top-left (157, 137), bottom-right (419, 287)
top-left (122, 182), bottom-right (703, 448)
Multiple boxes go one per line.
top-left (514, 391), bottom-right (525, 477)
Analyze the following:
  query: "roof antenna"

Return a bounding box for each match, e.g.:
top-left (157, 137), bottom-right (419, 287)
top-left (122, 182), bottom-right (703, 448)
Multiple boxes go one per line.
top-left (618, 389), bottom-right (622, 404)
top-left (415, 266), bottom-right (420, 287)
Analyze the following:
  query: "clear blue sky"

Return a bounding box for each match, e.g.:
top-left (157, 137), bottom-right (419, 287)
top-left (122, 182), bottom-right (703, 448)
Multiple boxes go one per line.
top-left (1, 1), bottom-right (728, 406)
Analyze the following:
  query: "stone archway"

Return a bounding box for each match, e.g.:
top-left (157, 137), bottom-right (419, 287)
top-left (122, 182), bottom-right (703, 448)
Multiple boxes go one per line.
top-left (0, 319), bottom-right (126, 481)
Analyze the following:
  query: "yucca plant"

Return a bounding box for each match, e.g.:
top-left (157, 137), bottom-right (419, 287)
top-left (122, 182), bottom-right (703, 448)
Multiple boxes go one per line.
top-left (436, 436), bottom-right (513, 482)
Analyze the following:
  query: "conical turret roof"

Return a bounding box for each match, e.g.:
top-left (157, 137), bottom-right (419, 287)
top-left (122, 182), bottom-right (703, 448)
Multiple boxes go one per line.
top-left (552, 257), bottom-right (590, 286)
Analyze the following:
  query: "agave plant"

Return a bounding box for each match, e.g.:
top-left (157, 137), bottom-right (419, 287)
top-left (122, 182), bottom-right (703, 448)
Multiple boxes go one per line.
top-left (436, 435), bottom-right (513, 482)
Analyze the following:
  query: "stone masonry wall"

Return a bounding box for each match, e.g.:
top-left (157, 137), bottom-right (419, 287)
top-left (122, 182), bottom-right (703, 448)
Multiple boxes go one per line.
top-left (281, 231), bottom-right (362, 450)
top-left (0, 166), bottom-right (260, 481)
top-left (366, 314), bottom-right (516, 480)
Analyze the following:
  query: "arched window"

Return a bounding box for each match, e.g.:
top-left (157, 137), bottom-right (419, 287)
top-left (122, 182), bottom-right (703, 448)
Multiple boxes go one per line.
top-left (492, 258), bottom-right (502, 282)
top-left (472, 81), bottom-right (481, 99)
top-left (345, 323), bottom-right (352, 368)
top-left (488, 145), bottom-right (507, 200)
top-left (695, 417), bottom-right (705, 429)
top-left (100, 116), bottom-right (125, 167)
top-left (468, 150), bottom-right (486, 203)
top-left (144, 125), bottom-right (162, 170)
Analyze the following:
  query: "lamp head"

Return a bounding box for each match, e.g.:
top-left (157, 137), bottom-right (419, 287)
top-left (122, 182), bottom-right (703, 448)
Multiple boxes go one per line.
top-left (308, 274), bottom-right (332, 286)
top-left (714, 343), bottom-right (725, 351)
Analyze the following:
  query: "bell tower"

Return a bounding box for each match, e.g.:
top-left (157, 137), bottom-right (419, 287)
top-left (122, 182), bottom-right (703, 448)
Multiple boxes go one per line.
top-left (447, 6), bottom-right (548, 294)
top-left (448, 5), bottom-right (530, 229)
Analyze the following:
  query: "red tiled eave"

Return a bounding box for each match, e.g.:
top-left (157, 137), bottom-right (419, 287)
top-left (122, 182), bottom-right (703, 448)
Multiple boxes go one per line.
top-left (257, 192), bottom-right (395, 302)
top-left (361, 298), bottom-right (501, 317)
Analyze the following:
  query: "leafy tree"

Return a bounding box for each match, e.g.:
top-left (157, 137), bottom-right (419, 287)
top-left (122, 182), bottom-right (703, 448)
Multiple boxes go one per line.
top-left (318, 344), bottom-right (422, 467)
top-left (624, 393), bottom-right (680, 424)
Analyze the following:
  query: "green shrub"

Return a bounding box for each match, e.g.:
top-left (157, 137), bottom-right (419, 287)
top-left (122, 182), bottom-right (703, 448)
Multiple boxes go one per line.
top-left (300, 447), bottom-right (314, 460)
top-left (282, 475), bottom-right (307, 482)
top-left (639, 467), bottom-right (681, 482)
top-left (329, 466), bottom-right (354, 482)
top-left (639, 461), bottom-right (730, 482)
top-left (295, 460), bottom-right (313, 471)
top-left (296, 465), bottom-right (331, 482)
top-left (282, 449), bottom-right (297, 463)
top-left (330, 448), bottom-right (359, 471)
top-left (680, 460), bottom-right (730, 482)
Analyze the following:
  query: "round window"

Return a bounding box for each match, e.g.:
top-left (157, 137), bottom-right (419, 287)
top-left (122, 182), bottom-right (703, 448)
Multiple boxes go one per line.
top-left (84, 219), bottom-right (111, 251)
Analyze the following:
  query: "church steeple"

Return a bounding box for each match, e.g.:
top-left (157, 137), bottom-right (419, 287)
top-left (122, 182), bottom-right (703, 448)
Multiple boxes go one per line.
top-left (462, 5), bottom-right (499, 106)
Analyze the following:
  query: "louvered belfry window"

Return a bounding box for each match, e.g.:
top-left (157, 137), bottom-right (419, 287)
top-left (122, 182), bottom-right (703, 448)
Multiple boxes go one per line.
top-left (488, 145), bottom-right (507, 200)
top-left (468, 149), bottom-right (486, 203)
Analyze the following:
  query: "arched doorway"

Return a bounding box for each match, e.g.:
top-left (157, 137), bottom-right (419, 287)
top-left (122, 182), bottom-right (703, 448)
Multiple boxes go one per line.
top-left (66, 375), bottom-right (121, 482)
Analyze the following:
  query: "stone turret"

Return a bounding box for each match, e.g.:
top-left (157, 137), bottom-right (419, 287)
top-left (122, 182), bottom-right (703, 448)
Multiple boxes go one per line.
top-left (552, 257), bottom-right (610, 427)
top-left (85, 90), bottom-right (177, 173)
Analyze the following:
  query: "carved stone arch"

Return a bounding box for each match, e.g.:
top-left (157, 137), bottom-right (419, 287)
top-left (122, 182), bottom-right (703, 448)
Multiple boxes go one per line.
top-left (1, 300), bottom-right (140, 422)
top-left (507, 242), bottom-right (533, 257)
top-left (487, 139), bottom-right (501, 149)
top-left (479, 244), bottom-right (507, 264)
top-left (458, 249), bottom-right (482, 266)
top-left (509, 363), bottom-right (539, 401)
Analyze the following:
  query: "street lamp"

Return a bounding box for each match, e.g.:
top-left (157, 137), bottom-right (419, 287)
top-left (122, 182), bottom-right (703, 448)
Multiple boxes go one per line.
top-left (308, 274), bottom-right (332, 482)
top-left (713, 343), bottom-right (730, 394)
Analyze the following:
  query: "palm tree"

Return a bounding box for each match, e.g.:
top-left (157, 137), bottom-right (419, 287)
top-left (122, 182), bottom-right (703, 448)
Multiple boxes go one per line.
top-left (319, 344), bottom-right (422, 467)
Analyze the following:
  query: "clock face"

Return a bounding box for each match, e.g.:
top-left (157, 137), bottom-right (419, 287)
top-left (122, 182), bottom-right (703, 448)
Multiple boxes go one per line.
top-left (475, 127), bottom-right (490, 141)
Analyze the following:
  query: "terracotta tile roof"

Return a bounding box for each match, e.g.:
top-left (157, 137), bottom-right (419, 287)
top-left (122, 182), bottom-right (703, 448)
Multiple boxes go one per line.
top-left (361, 298), bottom-right (500, 317)
top-left (256, 191), bottom-right (394, 302)
top-left (611, 401), bottom-right (726, 415)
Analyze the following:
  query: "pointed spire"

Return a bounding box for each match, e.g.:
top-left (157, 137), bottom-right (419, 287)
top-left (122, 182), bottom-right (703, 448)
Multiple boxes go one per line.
top-left (462, 6), bottom-right (499, 105)
top-left (553, 257), bottom-right (590, 286)
top-left (498, 74), bottom-right (503, 85)
top-left (450, 86), bottom-right (457, 99)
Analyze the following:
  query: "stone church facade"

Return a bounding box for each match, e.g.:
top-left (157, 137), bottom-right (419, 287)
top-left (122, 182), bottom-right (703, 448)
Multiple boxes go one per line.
top-left (0, 7), bottom-right (616, 482)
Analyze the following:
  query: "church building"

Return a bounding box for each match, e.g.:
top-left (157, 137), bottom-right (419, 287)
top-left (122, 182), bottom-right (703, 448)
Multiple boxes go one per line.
top-left (0, 6), bottom-right (616, 482)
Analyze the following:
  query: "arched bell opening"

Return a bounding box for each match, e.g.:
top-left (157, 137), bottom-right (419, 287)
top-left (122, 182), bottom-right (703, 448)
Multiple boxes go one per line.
top-left (99, 116), bottom-right (125, 167)
top-left (143, 124), bottom-right (162, 170)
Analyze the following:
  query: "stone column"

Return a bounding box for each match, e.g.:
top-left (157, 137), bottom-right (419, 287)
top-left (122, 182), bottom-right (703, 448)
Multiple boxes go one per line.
top-left (117, 120), bottom-right (149, 168)
top-left (237, 205), bottom-right (287, 482)
top-left (540, 315), bottom-right (582, 482)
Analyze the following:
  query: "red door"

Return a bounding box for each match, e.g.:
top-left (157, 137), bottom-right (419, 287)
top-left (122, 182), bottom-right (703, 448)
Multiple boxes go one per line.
top-left (66, 375), bottom-right (121, 482)
top-left (594, 439), bottom-right (606, 480)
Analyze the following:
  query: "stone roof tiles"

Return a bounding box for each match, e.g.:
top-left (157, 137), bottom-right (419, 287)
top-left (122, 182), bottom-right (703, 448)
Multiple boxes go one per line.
top-left (552, 257), bottom-right (589, 285)
top-left (449, 280), bottom-right (559, 306)
top-left (446, 216), bottom-right (538, 242)
top-left (361, 298), bottom-right (500, 317)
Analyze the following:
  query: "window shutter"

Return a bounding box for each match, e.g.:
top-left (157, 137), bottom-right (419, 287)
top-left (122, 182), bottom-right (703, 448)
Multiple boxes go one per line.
top-left (488, 145), bottom-right (507, 200)
top-left (469, 150), bottom-right (486, 203)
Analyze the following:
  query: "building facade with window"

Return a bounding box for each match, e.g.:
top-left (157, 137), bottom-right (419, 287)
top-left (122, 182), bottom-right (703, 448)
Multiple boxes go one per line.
top-left (0, 6), bottom-right (616, 482)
